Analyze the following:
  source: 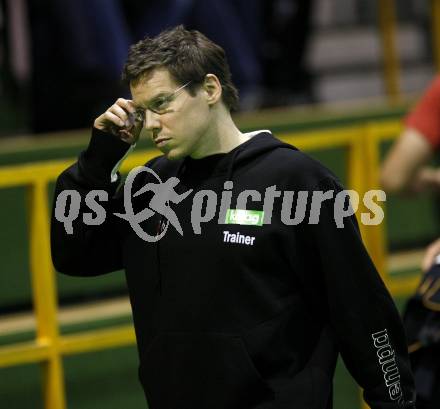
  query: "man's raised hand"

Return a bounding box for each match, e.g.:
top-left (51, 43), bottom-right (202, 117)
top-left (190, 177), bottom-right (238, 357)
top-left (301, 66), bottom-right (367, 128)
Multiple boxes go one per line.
top-left (94, 98), bottom-right (142, 145)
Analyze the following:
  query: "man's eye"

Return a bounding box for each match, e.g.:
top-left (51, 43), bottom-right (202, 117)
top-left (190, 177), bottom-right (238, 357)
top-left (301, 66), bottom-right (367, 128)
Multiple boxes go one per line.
top-left (152, 98), bottom-right (170, 111)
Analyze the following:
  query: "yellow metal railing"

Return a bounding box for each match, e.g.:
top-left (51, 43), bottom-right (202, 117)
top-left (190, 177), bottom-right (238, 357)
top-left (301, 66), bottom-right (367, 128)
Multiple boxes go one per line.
top-left (377, 0), bottom-right (440, 100)
top-left (378, 0), bottom-right (401, 101)
top-left (0, 120), bottom-right (419, 408)
top-left (432, 0), bottom-right (440, 73)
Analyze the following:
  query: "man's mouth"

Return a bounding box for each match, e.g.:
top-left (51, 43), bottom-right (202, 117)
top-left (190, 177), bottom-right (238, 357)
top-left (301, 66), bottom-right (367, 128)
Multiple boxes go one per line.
top-left (154, 137), bottom-right (170, 148)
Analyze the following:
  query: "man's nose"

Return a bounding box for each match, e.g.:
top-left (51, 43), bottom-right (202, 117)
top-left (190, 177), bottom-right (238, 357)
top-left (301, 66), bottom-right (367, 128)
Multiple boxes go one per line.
top-left (144, 109), bottom-right (161, 132)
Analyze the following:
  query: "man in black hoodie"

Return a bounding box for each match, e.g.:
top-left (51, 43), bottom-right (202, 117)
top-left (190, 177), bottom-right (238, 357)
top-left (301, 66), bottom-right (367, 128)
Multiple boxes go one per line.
top-left (51, 26), bottom-right (416, 409)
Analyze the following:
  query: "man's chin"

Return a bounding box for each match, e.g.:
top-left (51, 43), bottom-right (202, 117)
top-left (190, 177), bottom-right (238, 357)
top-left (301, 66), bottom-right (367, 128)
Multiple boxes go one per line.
top-left (163, 148), bottom-right (186, 161)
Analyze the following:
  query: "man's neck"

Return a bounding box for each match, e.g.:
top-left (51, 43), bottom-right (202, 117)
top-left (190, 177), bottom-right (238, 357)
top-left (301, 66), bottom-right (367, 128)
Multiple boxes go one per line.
top-left (190, 109), bottom-right (249, 159)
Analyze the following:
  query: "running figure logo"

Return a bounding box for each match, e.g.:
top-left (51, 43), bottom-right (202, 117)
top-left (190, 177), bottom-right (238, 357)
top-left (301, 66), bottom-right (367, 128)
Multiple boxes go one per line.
top-left (114, 166), bottom-right (192, 242)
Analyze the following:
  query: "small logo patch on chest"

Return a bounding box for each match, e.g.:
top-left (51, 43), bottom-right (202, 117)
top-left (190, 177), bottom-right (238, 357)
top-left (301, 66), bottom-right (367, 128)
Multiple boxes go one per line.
top-left (225, 209), bottom-right (264, 226)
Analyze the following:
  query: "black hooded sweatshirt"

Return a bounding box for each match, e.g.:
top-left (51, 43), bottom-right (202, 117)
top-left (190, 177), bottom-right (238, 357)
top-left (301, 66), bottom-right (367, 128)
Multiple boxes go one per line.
top-left (51, 129), bottom-right (416, 409)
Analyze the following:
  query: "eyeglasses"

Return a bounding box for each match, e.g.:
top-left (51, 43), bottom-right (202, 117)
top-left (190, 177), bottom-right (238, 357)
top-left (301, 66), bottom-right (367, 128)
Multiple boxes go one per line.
top-left (131, 81), bottom-right (193, 124)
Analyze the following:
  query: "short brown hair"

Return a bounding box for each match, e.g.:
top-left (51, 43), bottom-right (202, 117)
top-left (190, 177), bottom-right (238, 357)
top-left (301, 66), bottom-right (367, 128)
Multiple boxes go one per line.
top-left (122, 25), bottom-right (239, 111)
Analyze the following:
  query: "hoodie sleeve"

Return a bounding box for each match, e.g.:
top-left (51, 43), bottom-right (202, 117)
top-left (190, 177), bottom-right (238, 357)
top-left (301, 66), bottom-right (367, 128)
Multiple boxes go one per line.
top-left (303, 177), bottom-right (416, 409)
top-left (50, 128), bottom-right (132, 276)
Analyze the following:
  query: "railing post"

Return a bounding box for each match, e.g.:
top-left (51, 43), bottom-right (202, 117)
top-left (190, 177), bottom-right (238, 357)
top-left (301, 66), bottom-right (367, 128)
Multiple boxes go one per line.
top-left (347, 130), bottom-right (368, 243)
top-left (377, 0), bottom-right (401, 102)
top-left (432, 0), bottom-right (440, 72)
top-left (28, 180), bottom-right (66, 409)
top-left (362, 123), bottom-right (388, 285)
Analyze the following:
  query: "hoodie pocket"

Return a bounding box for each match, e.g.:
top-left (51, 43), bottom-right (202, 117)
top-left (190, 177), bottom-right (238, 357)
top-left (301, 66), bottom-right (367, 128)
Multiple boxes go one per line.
top-left (140, 331), bottom-right (274, 409)
top-left (273, 366), bottom-right (331, 409)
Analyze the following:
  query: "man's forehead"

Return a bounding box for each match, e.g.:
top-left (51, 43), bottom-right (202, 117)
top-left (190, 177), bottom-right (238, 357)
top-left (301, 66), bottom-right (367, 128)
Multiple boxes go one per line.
top-left (130, 68), bottom-right (178, 104)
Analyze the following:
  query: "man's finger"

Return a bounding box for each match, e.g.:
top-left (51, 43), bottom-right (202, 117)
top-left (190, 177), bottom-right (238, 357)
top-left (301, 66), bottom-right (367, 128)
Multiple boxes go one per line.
top-left (116, 98), bottom-right (135, 113)
top-left (108, 104), bottom-right (130, 124)
top-left (103, 111), bottom-right (125, 127)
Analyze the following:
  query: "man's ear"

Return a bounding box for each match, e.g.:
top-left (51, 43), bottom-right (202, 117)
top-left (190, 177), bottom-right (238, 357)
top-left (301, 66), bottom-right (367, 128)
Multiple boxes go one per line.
top-left (203, 74), bottom-right (222, 106)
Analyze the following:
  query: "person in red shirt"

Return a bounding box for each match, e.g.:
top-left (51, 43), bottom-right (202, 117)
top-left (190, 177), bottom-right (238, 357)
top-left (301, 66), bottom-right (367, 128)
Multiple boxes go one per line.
top-left (382, 76), bottom-right (440, 267)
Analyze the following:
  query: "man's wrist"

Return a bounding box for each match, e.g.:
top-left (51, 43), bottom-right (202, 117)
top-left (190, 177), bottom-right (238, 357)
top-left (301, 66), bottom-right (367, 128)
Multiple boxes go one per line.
top-left (78, 127), bottom-right (132, 186)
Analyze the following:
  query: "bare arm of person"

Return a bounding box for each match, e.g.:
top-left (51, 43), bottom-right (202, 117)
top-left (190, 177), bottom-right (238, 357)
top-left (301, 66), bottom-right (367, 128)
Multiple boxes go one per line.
top-left (380, 127), bottom-right (435, 194)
